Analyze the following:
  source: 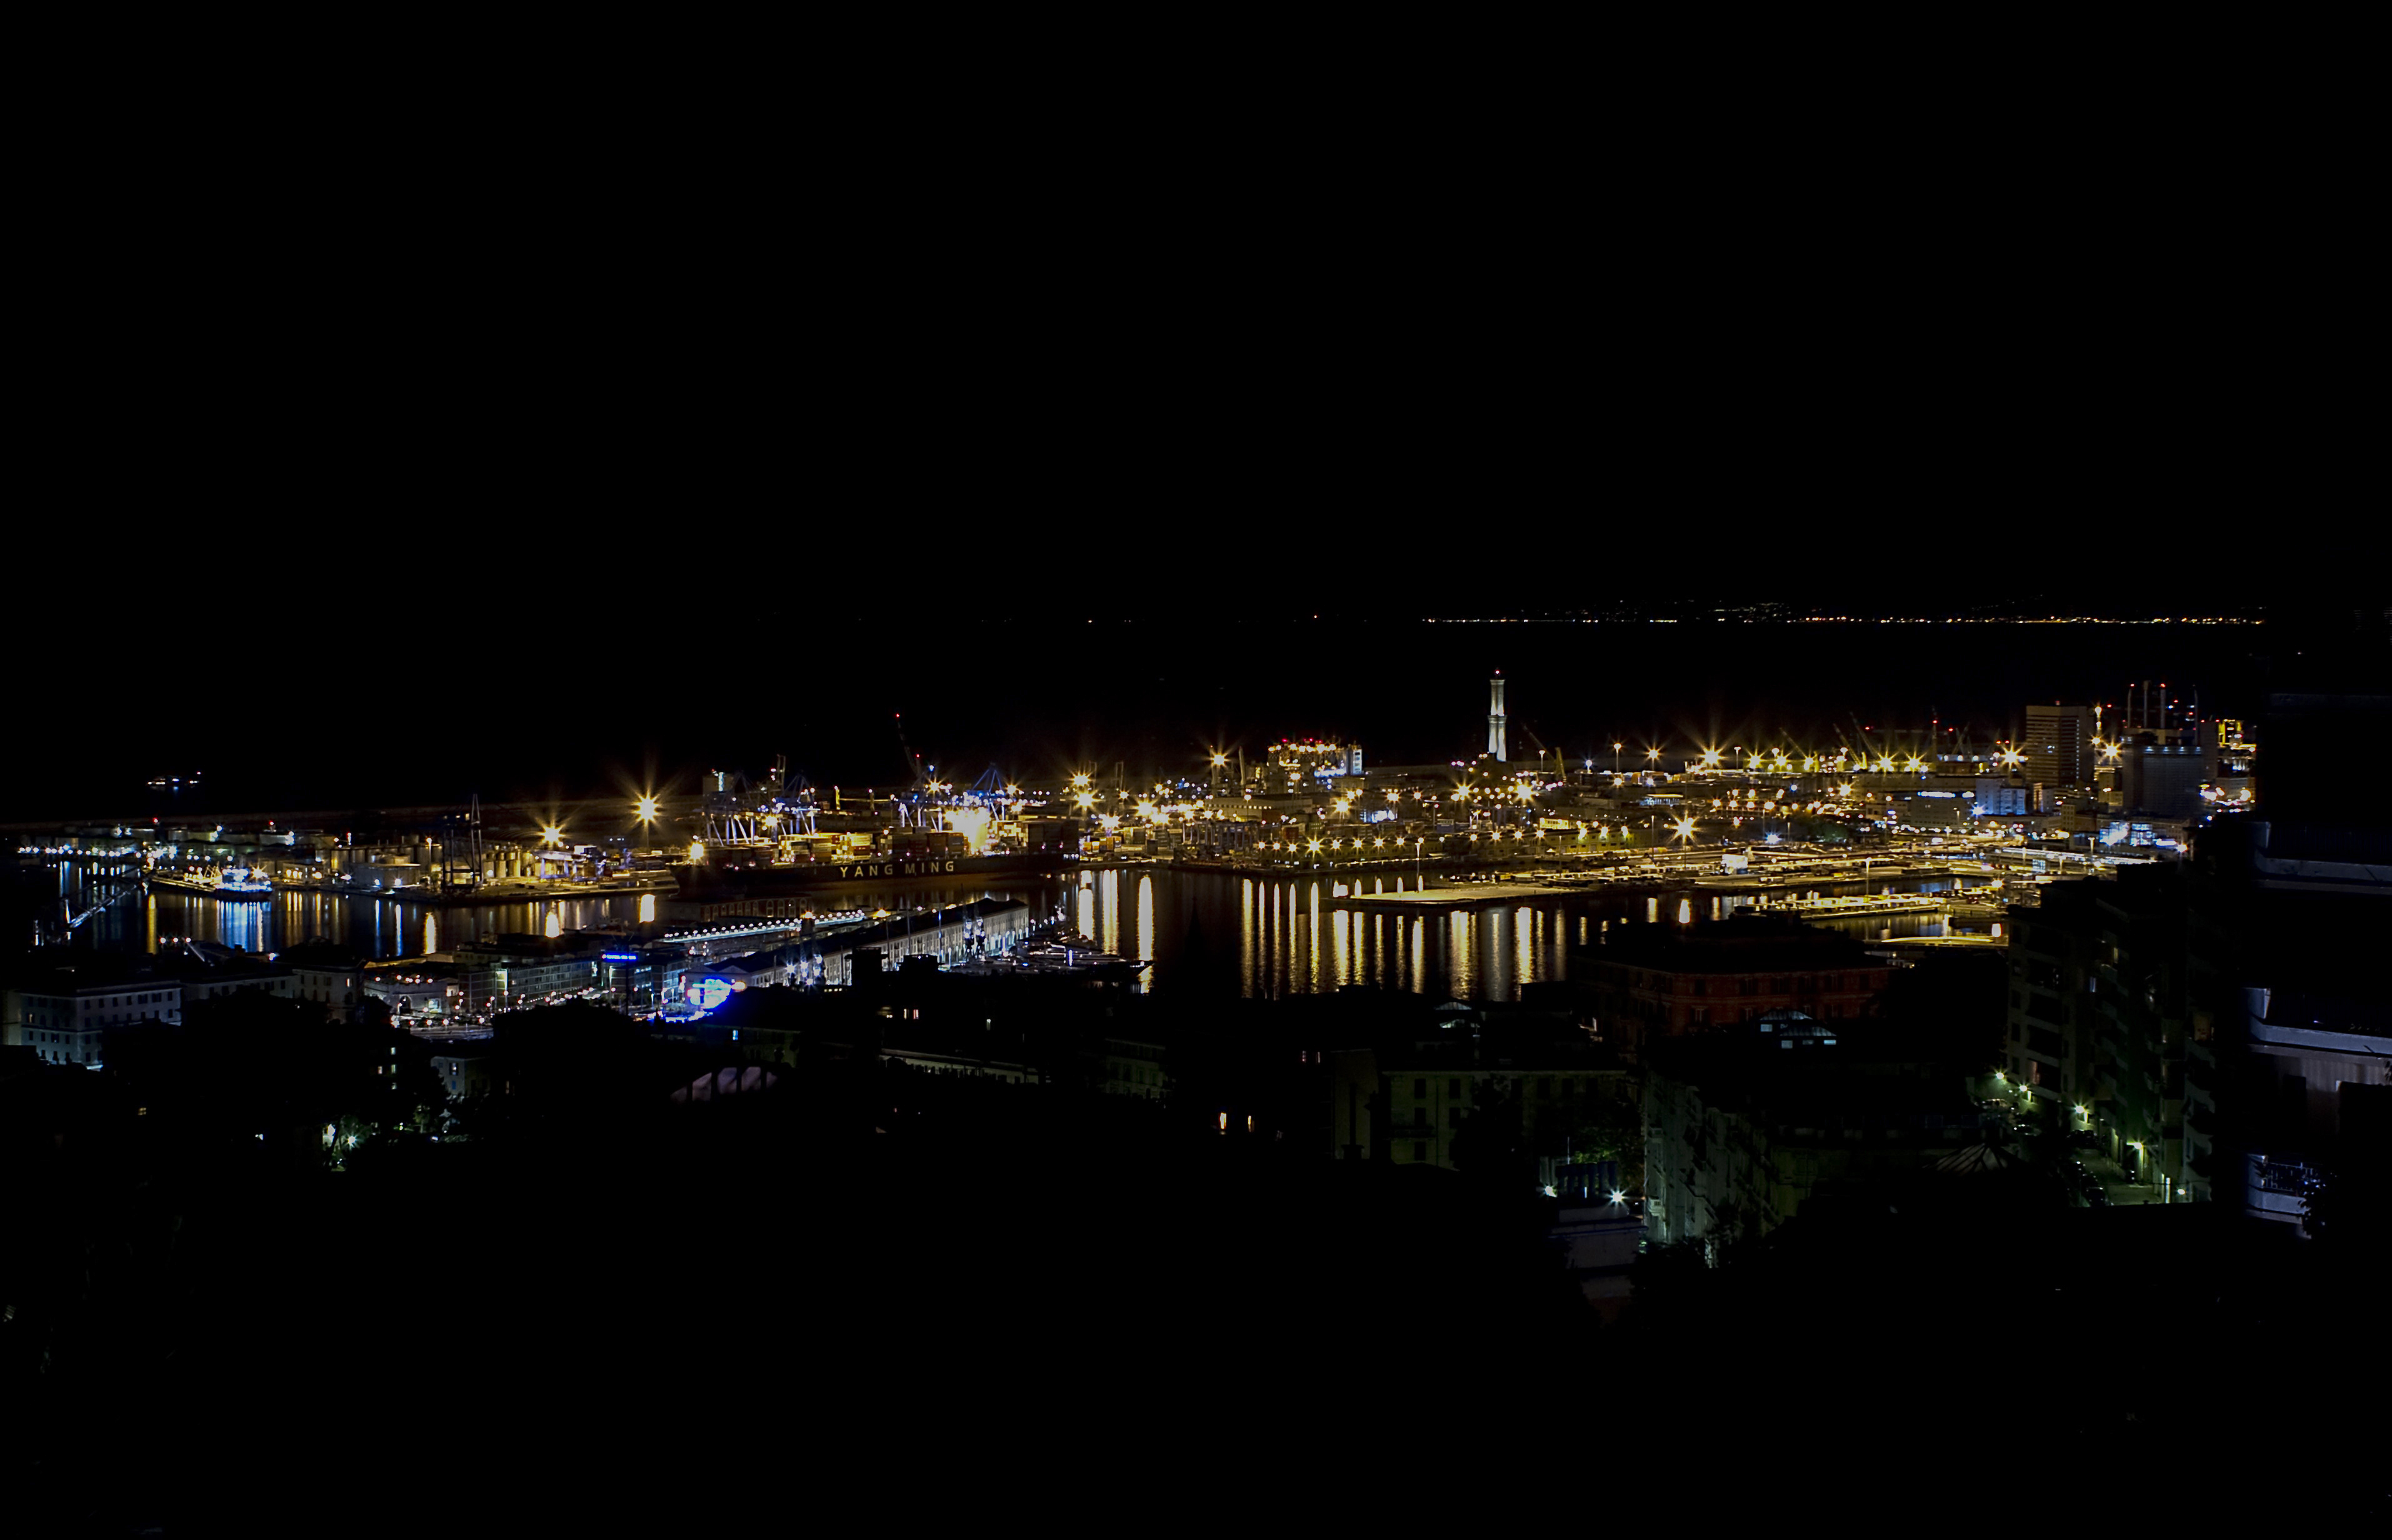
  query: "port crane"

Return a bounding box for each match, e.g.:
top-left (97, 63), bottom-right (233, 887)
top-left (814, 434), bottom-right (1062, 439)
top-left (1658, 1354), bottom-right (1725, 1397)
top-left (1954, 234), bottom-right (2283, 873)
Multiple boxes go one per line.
top-left (703, 756), bottom-right (820, 844)
top-left (891, 713), bottom-right (933, 827)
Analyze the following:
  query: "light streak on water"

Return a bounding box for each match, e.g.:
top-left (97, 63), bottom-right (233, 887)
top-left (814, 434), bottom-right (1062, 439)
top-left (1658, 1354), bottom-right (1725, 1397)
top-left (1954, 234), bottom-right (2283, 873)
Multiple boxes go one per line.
top-left (1137, 874), bottom-right (1154, 968)
top-left (1239, 879), bottom-right (1254, 995)
top-left (1307, 882), bottom-right (1321, 991)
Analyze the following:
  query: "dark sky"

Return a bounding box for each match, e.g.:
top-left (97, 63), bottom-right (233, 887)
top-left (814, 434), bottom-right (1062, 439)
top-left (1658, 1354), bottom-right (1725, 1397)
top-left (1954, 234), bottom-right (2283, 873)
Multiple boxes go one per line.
top-left (10, 99), bottom-right (2359, 819)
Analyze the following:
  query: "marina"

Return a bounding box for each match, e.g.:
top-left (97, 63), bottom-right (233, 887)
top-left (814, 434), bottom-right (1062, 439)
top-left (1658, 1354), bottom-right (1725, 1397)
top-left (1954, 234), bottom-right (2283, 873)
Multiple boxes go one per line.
top-left (32, 836), bottom-right (2031, 1003)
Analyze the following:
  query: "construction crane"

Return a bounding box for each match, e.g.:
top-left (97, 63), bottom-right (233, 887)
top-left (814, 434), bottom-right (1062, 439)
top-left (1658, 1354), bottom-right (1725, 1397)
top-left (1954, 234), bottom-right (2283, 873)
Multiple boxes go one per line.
top-left (1509, 722), bottom-right (1573, 782)
top-left (891, 714), bottom-right (940, 827)
top-left (893, 714), bottom-right (926, 788)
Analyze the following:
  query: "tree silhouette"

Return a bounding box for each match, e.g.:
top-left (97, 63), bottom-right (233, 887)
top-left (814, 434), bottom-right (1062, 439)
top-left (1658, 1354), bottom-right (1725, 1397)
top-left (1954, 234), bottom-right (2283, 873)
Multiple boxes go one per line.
top-left (1570, 1093), bottom-right (1644, 1193)
top-left (1450, 1076), bottom-right (1536, 1187)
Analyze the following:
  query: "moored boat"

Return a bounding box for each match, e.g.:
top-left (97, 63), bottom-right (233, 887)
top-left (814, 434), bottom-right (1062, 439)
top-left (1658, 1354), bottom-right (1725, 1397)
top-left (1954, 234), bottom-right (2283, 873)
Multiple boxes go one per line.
top-left (148, 868), bottom-right (276, 899)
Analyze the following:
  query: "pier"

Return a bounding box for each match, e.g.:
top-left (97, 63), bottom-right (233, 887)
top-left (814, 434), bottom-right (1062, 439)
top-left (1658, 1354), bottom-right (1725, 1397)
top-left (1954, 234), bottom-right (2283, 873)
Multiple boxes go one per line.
top-left (1750, 892), bottom-right (1953, 918)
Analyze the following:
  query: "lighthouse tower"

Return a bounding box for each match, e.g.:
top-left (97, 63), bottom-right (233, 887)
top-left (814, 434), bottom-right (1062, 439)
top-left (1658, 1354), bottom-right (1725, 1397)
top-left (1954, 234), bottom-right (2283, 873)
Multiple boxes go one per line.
top-left (1488, 672), bottom-right (1508, 762)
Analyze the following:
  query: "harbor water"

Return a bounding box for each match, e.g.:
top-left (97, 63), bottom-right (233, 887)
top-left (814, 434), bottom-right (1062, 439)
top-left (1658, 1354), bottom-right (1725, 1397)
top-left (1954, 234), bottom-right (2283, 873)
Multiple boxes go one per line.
top-left (49, 863), bottom-right (2005, 1002)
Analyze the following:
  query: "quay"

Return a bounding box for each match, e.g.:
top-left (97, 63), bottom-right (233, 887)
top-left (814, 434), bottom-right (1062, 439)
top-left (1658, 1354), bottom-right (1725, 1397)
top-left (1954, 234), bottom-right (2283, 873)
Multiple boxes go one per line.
top-left (277, 878), bottom-right (676, 907)
top-left (144, 873), bottom-right (676, 907)
top-left (1343, 879), bottom-right (1587, 908)
top-left (1749, 892), bottom-right (1953, 918)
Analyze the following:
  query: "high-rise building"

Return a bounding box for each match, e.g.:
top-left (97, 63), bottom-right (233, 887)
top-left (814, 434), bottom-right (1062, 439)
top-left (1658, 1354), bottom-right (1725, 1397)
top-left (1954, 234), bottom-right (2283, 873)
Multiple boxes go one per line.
top-left (2022, 702), bottom-right (2096, 791)
top-left (1488, 672), bottom-right (1508, 762)
top-left (2114, 736), bottom-right (2216, 818)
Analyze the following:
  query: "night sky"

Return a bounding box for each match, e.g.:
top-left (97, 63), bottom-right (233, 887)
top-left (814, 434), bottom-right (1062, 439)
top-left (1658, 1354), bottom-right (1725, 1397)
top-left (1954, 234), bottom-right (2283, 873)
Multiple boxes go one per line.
top-left (13, 124), bottom-right (2343, 821)
top-left (8, 573), bottom-right (2291, 823)
top-left (11, 62), bottom-right (2383, 1534)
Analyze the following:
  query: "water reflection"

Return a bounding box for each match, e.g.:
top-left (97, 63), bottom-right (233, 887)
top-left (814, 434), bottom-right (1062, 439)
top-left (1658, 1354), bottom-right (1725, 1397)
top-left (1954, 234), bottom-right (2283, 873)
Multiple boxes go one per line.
top-left (1137, 874), bottom-right (1154, 968)
top-left (1240, 879), bottom-right (1254, 988)
top-left (1308, 884), bottom-right (1321, 991)
top-left (116, 887), bottom-right (648, 959)
top-left (1805, 910), bottom-right (1989, 942)
top-left (58, 864), bottom-right (1694, 1002)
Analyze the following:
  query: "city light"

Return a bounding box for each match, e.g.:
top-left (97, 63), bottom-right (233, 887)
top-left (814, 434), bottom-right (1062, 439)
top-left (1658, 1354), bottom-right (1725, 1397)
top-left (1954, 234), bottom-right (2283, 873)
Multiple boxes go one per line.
top-left (635, 795), bottom-right (659, 824)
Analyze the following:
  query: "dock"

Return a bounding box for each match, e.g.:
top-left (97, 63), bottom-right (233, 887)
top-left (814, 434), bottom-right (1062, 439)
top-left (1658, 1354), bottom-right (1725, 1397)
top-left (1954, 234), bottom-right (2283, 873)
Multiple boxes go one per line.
top-left (1749, 892), bottom-right (1953, 918)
